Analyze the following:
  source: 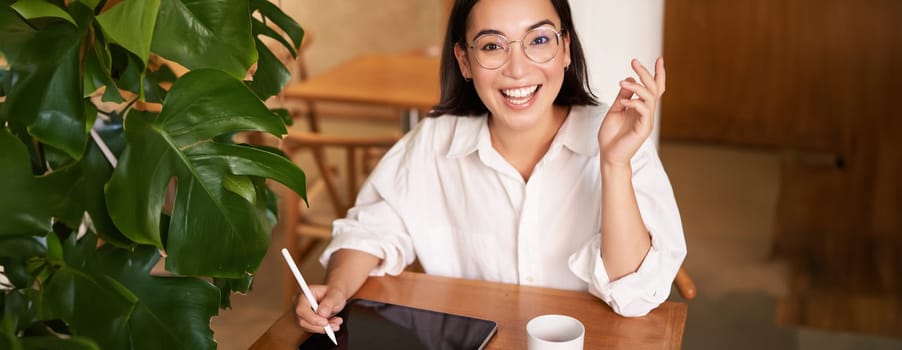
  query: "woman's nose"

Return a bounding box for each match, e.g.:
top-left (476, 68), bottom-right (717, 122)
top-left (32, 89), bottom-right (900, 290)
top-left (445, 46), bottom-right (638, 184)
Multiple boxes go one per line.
top-left (502, 42), bottom-right (529, 78)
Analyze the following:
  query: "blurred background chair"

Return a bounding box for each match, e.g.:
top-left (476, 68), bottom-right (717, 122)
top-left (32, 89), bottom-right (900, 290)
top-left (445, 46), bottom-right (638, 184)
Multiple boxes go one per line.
top-left (675, 266), bottom-right (696, 300)
top-left (279, 128), bottom-right (399, 304)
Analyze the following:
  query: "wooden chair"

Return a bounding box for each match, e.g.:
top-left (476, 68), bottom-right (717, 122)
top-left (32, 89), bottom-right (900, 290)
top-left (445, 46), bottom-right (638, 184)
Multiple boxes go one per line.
top-left (675, 266), bottom-right (697, 300)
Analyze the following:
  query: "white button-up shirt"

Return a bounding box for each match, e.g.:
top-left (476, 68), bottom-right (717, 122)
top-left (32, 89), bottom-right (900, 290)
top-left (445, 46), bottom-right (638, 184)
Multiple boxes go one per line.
top-left (320, 104), bottom-right (686, 317)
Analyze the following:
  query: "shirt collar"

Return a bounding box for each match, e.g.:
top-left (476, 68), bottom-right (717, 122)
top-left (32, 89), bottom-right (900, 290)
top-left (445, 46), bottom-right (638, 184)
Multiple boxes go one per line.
top-left (446, 115), bottom-right (489, 158)
top-left (555, 105), bottom-right (601, 157)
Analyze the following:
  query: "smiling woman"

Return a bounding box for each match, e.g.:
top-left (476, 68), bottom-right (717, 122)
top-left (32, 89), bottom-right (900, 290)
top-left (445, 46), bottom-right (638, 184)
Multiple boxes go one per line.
top-left (291, 0), bottom-right (686, 336)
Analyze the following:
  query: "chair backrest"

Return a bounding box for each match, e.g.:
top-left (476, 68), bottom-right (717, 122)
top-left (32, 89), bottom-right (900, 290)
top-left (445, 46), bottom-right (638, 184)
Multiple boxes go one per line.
top-left (282, 129), bottom-right (399, 218)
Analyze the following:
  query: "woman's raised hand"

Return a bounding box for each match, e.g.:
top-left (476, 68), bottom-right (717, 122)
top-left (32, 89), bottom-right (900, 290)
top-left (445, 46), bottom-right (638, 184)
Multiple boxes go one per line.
top-left (598, 57), bottom-right (666, 167)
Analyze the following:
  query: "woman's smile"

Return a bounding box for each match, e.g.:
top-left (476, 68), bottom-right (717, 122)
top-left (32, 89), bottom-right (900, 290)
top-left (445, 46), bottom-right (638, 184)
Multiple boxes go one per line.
top-left (500, 84), bottom-right (542, 108)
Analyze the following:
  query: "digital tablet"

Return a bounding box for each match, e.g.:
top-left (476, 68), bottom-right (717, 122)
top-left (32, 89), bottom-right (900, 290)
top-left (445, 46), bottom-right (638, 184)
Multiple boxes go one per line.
top-left (299, 298), bottom-right (497, 350)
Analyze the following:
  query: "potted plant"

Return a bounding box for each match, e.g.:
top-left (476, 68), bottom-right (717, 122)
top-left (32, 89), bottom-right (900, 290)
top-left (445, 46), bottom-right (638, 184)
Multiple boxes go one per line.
top-left (0, 0), bottom-right (306, 348)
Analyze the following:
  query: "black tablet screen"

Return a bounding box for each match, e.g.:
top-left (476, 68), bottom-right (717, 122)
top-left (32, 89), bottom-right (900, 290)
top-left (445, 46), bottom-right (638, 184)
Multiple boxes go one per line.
top-left (299, 298), bottom-right (497, 350)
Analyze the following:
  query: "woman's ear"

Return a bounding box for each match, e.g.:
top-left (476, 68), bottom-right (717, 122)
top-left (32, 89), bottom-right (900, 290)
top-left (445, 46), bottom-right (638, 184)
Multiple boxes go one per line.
top-left (453, 43), bottom-right (472, 80)
top-left (562, 32), bottom-right (572, 68)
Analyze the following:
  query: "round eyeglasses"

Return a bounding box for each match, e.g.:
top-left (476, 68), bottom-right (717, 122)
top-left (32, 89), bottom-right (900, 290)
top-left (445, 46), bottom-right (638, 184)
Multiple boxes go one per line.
top-left (466, 27), bottom-right (562, 70)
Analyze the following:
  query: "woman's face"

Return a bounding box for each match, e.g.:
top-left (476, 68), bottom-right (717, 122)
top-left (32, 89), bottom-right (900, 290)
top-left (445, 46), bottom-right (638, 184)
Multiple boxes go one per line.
top-left (454, 0), bottom-right (571, 131)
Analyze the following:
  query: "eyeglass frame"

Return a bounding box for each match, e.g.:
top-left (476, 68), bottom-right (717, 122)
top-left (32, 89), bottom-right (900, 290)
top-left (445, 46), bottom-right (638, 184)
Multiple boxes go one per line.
top-left (462, 26), bottom-right (564, 70)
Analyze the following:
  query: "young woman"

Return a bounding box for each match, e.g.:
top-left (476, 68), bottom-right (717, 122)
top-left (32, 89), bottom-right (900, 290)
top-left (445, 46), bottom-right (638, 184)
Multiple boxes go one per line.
top-left (295, 0), bottom-right (685, 333)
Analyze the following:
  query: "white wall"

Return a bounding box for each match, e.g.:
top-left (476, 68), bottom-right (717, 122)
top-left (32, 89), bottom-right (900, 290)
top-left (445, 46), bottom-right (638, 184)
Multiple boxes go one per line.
top-left (569, 0), bottom-right (664, 146)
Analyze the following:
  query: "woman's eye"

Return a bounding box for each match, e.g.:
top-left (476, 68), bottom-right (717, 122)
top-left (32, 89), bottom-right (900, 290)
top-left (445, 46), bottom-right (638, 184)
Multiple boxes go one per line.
top-left (481, 43), bottom-right (502, 51)
top-left (531, 36), bottom-right (550, 45)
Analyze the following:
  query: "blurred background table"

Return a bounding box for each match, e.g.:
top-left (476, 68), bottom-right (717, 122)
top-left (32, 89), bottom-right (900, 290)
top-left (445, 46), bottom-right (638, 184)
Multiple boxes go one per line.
top-left (282, 53), bottom-right (440, 131)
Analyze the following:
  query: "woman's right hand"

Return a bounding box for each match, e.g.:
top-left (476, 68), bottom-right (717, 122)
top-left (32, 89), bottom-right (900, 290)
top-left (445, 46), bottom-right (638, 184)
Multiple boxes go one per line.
top-left (294, 284), bottom-right (348, 334)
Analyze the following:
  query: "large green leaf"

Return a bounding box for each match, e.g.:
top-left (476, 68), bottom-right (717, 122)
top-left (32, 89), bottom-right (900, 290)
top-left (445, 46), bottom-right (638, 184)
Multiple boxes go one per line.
top-left (77, 0), bottom-right (101, 11)
top-left (0, 130), bottom-right (69, 237)
top-left (51, 124), bottom-right (133, 247)
top-left (94, 244), bottom-right (219, 350)
top-left (0, 236), bottom-right (46, 288)
top-left (245, 0), bottom-right (304, 100)
top-left (10, 0), bottom-right (76, 26)
top-left (213, 275), bottom-right (253, 309)
top-left (1, 289), bottom-right (99, 350)
top-left (246, 37), bottom-right (289, 101)
top-left (117, 53), bottom-right (167, 103)
top-left (41, 265), bottom-right (135, 349)
top-left (20, 337), bottom-right (100, 350)
top-left (83, 28), bottom-right (125, 103)
top-left (0, 3), bottom-right (93, 159)
top-left (250, 0), bottom-right (303, 52)
top-left (151, 0), bottom-right (256, 79)
top-left (1, 287), bottom-right (41, 335)
top-left (95, 0), bottom-right (160, 66)
top-left (0, 5), bottom-right (37, 51)
top-left (41, 233), bottom-right (219, 350)
top-left (251, 18), bottom-right (295, 58)
top-left (106, 69), bottom-right (306, 277)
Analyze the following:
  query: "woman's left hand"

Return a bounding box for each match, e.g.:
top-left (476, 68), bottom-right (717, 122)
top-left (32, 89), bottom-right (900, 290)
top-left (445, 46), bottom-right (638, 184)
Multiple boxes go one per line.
top-left (598, 57), bottom-right (665, 167)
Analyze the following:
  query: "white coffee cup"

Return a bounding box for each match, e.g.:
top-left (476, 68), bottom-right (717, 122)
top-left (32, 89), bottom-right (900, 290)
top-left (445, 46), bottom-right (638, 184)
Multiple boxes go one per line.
top-left (526, 314), bottom-right (585, 350)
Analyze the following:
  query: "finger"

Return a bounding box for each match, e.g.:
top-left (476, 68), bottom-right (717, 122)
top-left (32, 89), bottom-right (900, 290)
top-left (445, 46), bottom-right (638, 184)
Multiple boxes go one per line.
top-left (655, 57), bottom-right (666, 97)
top-left (295, 309), bottom-right (329, 333)
top-left (300, 316), bottom-right (344, 333)
top-left (299, 319), bottom-right (328, 333)
top-left (610, 83), bottom-right (634, 111)
top-left (297, 310), bottom-right (328, 333)
top-left (619, 80), bottom-right (656, 105)
top-left (622, 98), bottom-right (651, 117)
top-left (306, 285), bottom-right (336, 318)
top-left (620, 78), bottom-right (636, 98)
top-left (316, 290), bottom-right (347, 318)
top-left (631, 59), bottom-right (658, 96)
top-left (328, 316), bottom-right (345, 332)
top-left (295, 297), bottom-right (331, 328)
top-left (621, 99), bottom-right (654, 133)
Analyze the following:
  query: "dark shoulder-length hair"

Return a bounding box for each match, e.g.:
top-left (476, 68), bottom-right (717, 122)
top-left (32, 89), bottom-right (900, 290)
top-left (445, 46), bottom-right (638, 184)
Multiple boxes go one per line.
top-left (428, 0), bottom-right (598, 117)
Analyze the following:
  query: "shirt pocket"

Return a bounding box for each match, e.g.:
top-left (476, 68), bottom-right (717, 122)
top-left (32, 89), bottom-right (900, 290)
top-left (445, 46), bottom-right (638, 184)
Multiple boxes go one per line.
top-left (414, 226), bottom-right (500, 282)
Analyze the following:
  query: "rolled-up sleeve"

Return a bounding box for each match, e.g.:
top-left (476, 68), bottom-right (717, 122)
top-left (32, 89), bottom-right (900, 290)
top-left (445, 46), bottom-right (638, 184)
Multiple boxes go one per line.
top-left (318, 169), bottom-right (415, 277)
top-left (568, 140), bottom-right (687, 317)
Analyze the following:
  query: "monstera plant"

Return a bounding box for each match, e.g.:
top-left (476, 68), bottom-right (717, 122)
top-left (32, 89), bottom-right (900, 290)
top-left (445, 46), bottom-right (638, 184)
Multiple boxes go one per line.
top-left (0, 0), bottom-right (306, 348)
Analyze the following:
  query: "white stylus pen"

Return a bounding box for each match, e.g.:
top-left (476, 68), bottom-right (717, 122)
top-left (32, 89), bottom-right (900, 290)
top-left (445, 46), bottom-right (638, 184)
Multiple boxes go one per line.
top-left (281, 248), bottom-right (338, 345)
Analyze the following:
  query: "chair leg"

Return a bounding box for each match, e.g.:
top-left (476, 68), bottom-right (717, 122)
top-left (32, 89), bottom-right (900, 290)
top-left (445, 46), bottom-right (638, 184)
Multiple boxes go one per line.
top-left (282, 189), bottom-right (301, 308)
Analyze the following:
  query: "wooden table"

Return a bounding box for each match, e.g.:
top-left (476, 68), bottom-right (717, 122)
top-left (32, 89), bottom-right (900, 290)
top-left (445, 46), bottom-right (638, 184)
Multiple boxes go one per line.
top-left (281, 53), bottom-right (441, 130)
top-left (252, 272), bottom-right (687, 349)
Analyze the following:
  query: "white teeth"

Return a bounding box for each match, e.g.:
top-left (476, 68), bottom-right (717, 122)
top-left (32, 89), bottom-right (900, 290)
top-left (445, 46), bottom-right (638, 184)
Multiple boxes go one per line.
top-left (507, 96), bottom-right (530, 105)
top-left (502, 85), bottom-right (538, 98)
